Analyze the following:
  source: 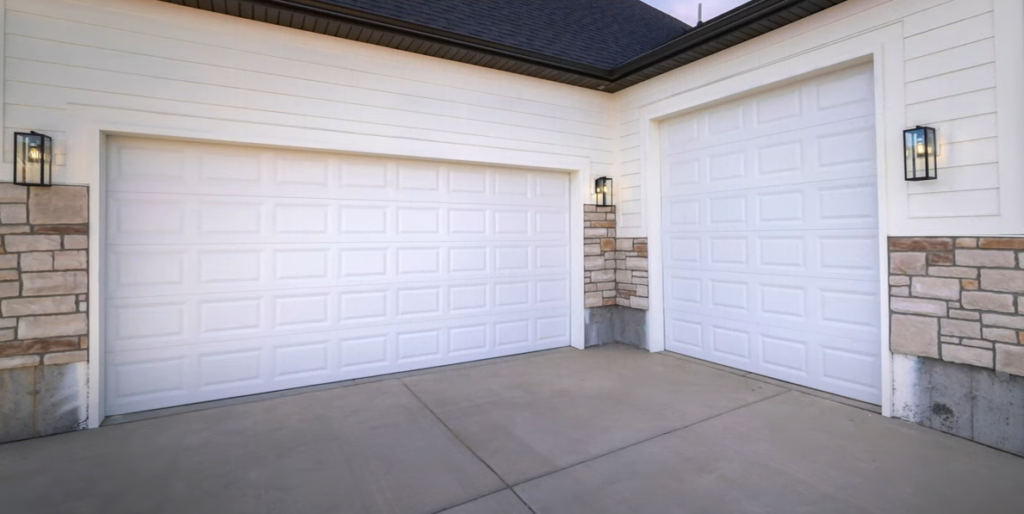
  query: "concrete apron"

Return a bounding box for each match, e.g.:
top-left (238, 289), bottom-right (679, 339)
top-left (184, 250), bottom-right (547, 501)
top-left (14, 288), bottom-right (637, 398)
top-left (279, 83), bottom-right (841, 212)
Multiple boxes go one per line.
top-left (0, 345), bottom-right (1022, 514)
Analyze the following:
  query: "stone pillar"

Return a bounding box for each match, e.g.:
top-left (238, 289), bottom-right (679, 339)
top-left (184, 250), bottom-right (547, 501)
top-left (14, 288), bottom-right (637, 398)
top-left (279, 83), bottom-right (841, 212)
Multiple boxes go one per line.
top-left (583, 205), bottom-right (649, 309)
top-left (889, 236), bottom-right (1024, 457)
top-left (583, 205), bottom-right (648, 347)
top-left (0, 184), bottom-right (89, 443)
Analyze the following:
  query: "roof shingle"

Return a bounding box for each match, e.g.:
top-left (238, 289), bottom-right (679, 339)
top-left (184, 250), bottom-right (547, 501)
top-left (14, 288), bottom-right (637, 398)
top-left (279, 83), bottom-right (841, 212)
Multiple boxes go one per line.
top-left (319, 0), bottom-right (690, 68)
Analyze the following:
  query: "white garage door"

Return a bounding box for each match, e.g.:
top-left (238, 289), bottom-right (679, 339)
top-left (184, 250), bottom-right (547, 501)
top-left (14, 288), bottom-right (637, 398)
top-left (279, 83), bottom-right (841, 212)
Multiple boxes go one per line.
top-left (659, 64), bottom-right (881, 404)
top-left (105, 137), bottom-right (571, 415)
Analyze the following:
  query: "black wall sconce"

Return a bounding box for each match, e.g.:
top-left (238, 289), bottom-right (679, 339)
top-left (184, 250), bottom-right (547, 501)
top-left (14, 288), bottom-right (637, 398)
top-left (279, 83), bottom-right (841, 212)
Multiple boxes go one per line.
top-left (904, 126), bottom-right (937, 181)
top-left (595, 176), bottom-right (612, 206)
top-left (14, 131), bottom-right (53, 186)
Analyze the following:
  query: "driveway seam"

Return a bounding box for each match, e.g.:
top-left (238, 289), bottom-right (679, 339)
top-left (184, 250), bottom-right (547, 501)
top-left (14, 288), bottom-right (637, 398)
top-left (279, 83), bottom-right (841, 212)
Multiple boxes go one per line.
top-left (102, 348), bottom-right (573, 428)
top-left (400, 380), bottom-right (539, 514)
top-left (510, 389), bottom-right (794, 490)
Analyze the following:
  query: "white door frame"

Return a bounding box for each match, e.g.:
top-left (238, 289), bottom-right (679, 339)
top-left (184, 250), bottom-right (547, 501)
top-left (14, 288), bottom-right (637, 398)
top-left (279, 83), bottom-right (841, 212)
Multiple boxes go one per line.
top-left (68, 110), bottom-right (592, 427)
top-left (639, 24), bottom-right (903, 416)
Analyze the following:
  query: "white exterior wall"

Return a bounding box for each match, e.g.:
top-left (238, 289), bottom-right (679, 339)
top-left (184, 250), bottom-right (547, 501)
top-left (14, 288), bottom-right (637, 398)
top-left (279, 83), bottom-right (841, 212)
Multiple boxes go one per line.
top-left (613, 0), bottom-right (1024, 238)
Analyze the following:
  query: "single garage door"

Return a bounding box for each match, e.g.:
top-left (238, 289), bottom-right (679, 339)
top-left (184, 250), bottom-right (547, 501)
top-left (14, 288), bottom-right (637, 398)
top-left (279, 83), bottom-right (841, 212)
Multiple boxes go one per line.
top-left (105, 137), bottom-right (571, 415)
top-left (660, 64), bottom-right (881, 404)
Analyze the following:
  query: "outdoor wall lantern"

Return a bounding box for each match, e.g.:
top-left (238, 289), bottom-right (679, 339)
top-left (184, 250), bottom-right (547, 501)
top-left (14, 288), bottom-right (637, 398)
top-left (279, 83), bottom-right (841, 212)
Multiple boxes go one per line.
top-left (595, 177), bottom-right (613, 206)
top-left (13, 131), bottom-right (53, 186)
top-left (904, 126), bottom-right (937, 181)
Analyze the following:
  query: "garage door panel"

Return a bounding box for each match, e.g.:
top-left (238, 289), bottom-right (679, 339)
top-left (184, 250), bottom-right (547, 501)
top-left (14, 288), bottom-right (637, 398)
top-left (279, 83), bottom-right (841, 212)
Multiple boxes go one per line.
top-left (105, 310), bottom-right (571, 414)
top-left (665, 311), bottom-right (880, 403)
top-left (660, 64), bottom-right (880, 404)
top-left (105, 137), bottom-right (571, 415)
top-left (664, 271), bottom-right (880, 342)
top-left (663, 229), bottom-right (879, 281)
top-left (108, 138), bottom-right (567, 207)
top-left (661, 66), bottom-right (874, 154)
top-left (662, 178), bottom-right (878, 234)
top-left (662, 115), bottom-right (877, 197)
top-left (107, 276), bottom-right (570, 353)
top-left (106, 243), bottom-right (569, 298)
top-left (108, 192), bottom-right (568, 245)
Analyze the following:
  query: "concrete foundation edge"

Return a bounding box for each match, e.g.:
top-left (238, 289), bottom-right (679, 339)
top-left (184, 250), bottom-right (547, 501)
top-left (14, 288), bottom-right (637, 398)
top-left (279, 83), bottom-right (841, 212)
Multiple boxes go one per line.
top-left (893, 354), bottom-right (1024, 456)
top-left (584, 306), bottom-right (647, 349)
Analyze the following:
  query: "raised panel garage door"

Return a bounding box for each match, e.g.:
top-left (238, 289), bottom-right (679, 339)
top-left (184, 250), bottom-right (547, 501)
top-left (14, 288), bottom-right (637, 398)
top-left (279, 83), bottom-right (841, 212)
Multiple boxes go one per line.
top-left (105, 137), bottom-right (571, 415)
top-left (659, 64), bottom-right (881, 404)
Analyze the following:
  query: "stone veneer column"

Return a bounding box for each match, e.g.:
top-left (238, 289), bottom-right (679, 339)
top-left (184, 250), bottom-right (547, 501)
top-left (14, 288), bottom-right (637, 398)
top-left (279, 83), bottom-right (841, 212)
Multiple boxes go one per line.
top-left (583, 205), bottom-right (649, 348)
top-left (583, 205), bottom-right (649, 309)
top-left (889, 237), bottom-right (1024, 377)
top-left (0, 184), bottom-right (90, 443)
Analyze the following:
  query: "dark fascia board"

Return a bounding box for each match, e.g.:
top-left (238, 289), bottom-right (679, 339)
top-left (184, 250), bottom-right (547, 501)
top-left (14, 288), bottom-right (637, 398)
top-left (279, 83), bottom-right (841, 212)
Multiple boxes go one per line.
top-left (162, 0), bottom-right (847, 93)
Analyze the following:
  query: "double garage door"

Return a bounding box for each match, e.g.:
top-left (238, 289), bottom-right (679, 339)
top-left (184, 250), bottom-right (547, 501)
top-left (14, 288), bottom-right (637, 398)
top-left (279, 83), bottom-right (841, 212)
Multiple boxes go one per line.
top-left (660, 64), bottom-right (882, 404)
top-left (105, 137), bottom-right (571, 415)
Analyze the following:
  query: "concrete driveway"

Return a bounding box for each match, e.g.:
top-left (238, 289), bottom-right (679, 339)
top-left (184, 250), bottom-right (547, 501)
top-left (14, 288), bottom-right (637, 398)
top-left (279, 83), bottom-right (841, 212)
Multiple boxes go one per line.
top-left (1, 345), bottom-right (1021, 514)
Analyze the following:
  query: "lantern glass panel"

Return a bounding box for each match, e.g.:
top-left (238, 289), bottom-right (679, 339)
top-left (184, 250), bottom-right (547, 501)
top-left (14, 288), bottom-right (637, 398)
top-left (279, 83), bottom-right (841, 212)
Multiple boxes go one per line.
top-left (924, 127), bottom-right (937, 179)
top-left (14, 131), bottom-right (52, 186)
top-left (904, 126), bottom-right (937, 181)
top-left (594, 177), bottom-right (612, 206)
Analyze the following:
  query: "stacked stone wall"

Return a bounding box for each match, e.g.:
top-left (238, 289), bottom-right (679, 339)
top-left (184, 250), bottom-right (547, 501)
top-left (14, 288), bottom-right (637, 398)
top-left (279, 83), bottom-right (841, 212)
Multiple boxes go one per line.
top-left (889, 237), bottom-right (1024, 377)
top-left (582, 205), bottom-right (648, 310)
top-left (0, 185), bottom-right (89, 443)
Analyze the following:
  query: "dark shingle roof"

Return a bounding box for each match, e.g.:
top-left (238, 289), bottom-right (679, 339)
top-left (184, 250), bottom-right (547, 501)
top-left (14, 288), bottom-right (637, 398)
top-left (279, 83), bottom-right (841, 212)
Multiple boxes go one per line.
top-left (317, 0), bottom-right (690, 68)
top-left (165, 0), bottom-right (849, 91)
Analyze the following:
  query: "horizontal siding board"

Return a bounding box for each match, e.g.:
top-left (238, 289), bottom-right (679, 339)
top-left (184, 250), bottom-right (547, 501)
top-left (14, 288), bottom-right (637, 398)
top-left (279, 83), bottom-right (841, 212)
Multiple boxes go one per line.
top-left (619, 132), bottom-right (641, 150)
top-left (930, 113), bottom-right (998, 144)
top-left (5, 56), bottom-right (610, 153)
top-left (5, 12), bottom-right (607, 126)
top-left (906, 89), bottom-right (997, 126)
top-left (937, 137), bottom-right (999, 168)
top-left (903, 0), bottom-right (993, 37)
top-left (620, 147), bottom-right (641, 163)
top-left (904, 38), bottom-right (995, 82)
top-left (24, 101), bottom-right (603, 168)
top-left (908, 189), bottom-right (1000, 218)
top-left (905, 63), bottom-right (995, 105)
top-left (904, 12), bottom-right (993, 60)
top-left (907, 164), bottom-right (999, 194)
top-left (618, 172), bottom-right (641, 188)
top-left (5, 83), bottom-right (609, 164)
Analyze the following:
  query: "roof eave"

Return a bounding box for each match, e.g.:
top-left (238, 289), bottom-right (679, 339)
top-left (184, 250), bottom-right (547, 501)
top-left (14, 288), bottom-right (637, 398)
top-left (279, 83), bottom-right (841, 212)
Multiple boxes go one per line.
top-left (160, 0), bottom-right (848, 93)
